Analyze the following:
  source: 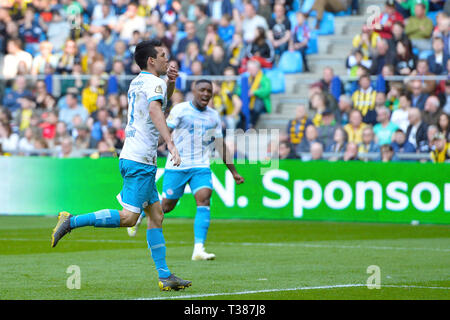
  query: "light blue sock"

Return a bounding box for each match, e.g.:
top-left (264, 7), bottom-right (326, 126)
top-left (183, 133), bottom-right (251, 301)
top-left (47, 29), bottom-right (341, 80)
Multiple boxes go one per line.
top-left (147, 228), bottom-right (171, 278)
top-left (194, 206), bottom-right (210, 244)
top-left (69, 209), bottom-right (121, 229)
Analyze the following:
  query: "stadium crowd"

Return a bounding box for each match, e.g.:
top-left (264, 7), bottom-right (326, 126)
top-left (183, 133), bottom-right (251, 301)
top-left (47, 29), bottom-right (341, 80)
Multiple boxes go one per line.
top-left (0, 0), bottom-right (448, 162)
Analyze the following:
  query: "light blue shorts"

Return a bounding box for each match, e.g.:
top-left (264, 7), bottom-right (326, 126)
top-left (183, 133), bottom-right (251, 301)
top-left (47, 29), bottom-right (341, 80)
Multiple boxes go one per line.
top-left (116, 159), bottom-right (159, 214)
top-left (162, 167), bottom-right (212, 200)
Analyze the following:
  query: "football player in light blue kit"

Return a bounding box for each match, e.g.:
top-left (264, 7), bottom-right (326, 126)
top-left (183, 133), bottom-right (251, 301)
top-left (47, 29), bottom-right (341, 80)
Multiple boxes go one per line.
top-left (128, 80), bottom-right (245, 260)
top-left (51, 40), bottom-right (192, 291)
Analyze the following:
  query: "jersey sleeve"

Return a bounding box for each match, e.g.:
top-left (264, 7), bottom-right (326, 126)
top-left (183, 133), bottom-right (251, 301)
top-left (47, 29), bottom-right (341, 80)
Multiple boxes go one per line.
top-left (144, 78), bottom-right (167, 105)
top-left (166, 103), bottom-right (183, 129)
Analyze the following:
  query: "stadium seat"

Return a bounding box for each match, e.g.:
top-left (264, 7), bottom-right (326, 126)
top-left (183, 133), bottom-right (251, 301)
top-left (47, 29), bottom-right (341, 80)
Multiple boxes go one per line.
top-left (300, 0), bottom-right (315, 13)
top-left (427, 11), bottom-right (438, 26)
top-left (278, 51), bottom-right (303, 73)
top-left (264, 68), bottom-right (286, 93)
top-left (288, 10), bottom-right (297, 32)
top-left (306, 30), bottom-right (318, 54)
top-left (419, 50), bottom-right (434, 60)
top-left (312, 12), bottom-right (335, 35)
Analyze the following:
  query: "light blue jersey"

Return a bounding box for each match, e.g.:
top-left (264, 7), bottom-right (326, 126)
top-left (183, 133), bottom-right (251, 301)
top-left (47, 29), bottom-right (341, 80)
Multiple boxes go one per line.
top-left (165, 101), bottom-right (223, 170)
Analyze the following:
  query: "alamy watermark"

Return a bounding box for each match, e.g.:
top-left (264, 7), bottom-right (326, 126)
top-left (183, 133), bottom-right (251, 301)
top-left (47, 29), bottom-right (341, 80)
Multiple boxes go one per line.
top-left (366, 265), bottom-right (381, 289)
top-left (66, 265), bottom-right (81, 289)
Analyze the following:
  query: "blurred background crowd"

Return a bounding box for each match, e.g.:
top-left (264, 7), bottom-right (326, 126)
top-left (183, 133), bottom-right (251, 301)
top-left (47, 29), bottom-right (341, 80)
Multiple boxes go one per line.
top-left (0, 0), bottom-right (448, 162)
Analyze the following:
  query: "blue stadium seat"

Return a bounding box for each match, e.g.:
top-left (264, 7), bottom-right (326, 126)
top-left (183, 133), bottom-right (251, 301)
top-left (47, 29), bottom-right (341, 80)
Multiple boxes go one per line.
top-left (288, 10), bottom-right (297, 32)
top-left (278, 51), bottom-right (303, 73)
top-left (300, 0), bottom-right (315, 13)
top-left (264, 68), bottom-right (286, 93)
top-left (312, 12), bottom-right (335, 35)
top-left (336, 8), bottom-right (352, 16)
top-left (419, 50), bottom-right (434, 60)
top-left (427, 11), bottom-right (438, 26)
top-left (306, 30), bottom-right (318, 54)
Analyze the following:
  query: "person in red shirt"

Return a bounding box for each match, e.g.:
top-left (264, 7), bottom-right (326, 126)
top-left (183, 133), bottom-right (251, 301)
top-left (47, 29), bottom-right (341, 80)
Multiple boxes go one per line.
top-left (39, 111), bottom-right (58, 140)
top-left (372, 0), bottom-right (404, 40)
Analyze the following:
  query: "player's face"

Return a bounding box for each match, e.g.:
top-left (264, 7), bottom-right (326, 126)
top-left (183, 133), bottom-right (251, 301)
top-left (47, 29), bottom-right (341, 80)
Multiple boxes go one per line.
top-left (193, 83), bottom-right (213, 108)
top-left (152, 47), bottom-right (169, 76)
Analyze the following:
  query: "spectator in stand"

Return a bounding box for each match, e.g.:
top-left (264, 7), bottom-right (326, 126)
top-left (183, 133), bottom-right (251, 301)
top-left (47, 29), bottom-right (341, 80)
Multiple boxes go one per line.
top-left (393, 39), bottom-right (416, 75)
top-left (391, 128), bottom-right (416, 156)
top-left (358, 125), bottom-right (380, 161)
top-left (218, 14), bottom-right (235, 46)
top-left (317, 109), bottom-right (337, 150)
top-left (373, 106), bottom-right (399, 145)
top-left (217, 67), bottom-right (242, 130)
top-left (326, 127), bottom-right (348, 156)
top-left (432, 13), bottom-right (449, 56)
top-left (2, 38), bottom-right (33, 79)
top-left (278, 141), bottom-right (300, 160)
top-left (352, 25), bottom-right (380, 65)
top-left (406, 107), bottom-right (429, 152)
top-left (320, 67), bottom-right (344, 103)
top-left (91, 108), bottom-right (112, 142)
top-left (430, 132), bottom-right (450, 162)
top-left (387, 21), bottom-right (411, 56)
top-left (2, 75), bottom-right (32, 115)
top-left (424, 124), bottom-right (438, 152)
top-left (236, 59), bottom-right (271, 128)
top-left (176, 21), bottom-right (201, 62)
top-left (286, 104), bottom-right (313, 149)
top-left (392, 92), bottom-right (413, 132)
top-left (57, 136), bottom-right (79, 158)
top-left (310, 92), bottom-right (328, 127)
top-left (90, 0), bottom-right (118, 34)
top-left (74, 124), bottom-right (98, 150)
top-left (227, 32), bottom-right (246, 71)
top-left (59, 93), bottom-right (89, 130)
top-left (193, 4), bottom-right (211, 45)
top-left (372, 0), bottom-right (404, 39)
top-left (204, 45), bottom-right (228, 76)
top-left (397, 0), bottom-right (430, 18)
top-left (81, 75), bottom-right (105, 115)
top-left (243, 26), bottom-right (274, 71)
top-left (309, 142), bottom-right (324, 161)
top-left (31, 41), bottom-right (58, 75)
top-left (18, 127), bottom-right (37, 154)
top-left (410, 59), bottom-right (437, 94)
top-left (17, 95), bottom-right (36, 132)
top-left (97, 26), bottom-right (118, 72)
top-left (344, 109), bottom-right (368, 144)
top-left (39, 110), bottom-right (58, 141)
top-left (0, 121), bottom-right (19, 152)
top-left (309, 0), bottom-right (348, 28)
top-left (427, 36), bottom-right (449, 75)
top-left (380, 144), bottom-right (397, 162)
top-left (208, 0), bottom-right (233, 24)
top-left (296, 124), bottom-right (322, 155)
top-left (405, 3), bottom-right (434, 51)
top-left (343, 142), bottom-right (359, 161)
top-left (289, 12), bottom-right (310, 72)
top-left (437, 113), bottom-right (450, 140)
top-left (422, 95), bottom-right (443, 126)
top-left (55, 39), bottom-right (81, 74)
top-left (336, 95), bottom-right (352, 126)
top-left (115, 2), bottom-right (146, 42)
top-left (352, 74), bottom-right (378, 125)
top-left (180, 42), bottom-right (204, 75)
top-left (267, 3), bottom-right (291, 61)
top-left (408, 79), bottom-right (430, 110)
top-left (369, 38), bottom-right (395, 75)
top-left (385, 82), bottom-right (403, 110)
top-left (46, 9), bottom-right (70, 53)
top-left (203, 23), bottom-right (224, 56)
top-left (241, 1), bottom-right (268, 44)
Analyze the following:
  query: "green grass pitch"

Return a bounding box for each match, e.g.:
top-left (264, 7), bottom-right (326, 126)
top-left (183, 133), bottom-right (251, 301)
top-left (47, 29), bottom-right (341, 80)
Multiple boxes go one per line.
top-left (0, 216), bottom-right (449, 300)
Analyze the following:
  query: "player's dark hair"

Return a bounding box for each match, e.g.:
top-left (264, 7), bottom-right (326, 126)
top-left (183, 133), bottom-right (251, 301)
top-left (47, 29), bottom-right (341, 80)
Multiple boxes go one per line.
top-left (134, 39), bottom-right (163, 70)
top-left (195, 79), bottom-right (213, 87)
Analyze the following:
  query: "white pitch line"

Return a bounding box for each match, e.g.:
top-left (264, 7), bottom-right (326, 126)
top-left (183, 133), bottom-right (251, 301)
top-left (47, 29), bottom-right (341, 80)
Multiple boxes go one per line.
top-left (1, 238), bottom-right (449, 252)
top-left (136, 284), bottom-right (450, 300)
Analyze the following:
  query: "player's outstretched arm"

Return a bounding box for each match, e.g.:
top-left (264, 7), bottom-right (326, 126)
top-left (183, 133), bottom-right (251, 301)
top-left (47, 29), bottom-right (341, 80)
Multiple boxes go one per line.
top-left (215, 137), bottom-right (244, 184)
top-left (149, 100), bottom-right (181, 166)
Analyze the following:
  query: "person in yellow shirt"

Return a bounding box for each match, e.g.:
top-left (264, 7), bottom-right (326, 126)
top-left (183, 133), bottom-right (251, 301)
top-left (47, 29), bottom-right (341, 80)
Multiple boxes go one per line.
top-left (81, 75), bottom-right (105, 114)
top-left (352, 25), bottom-right (380, 61)
top-left (344, 109), bottom-right (367, 144)
top-left (430, 133), bottom-right (450, 163)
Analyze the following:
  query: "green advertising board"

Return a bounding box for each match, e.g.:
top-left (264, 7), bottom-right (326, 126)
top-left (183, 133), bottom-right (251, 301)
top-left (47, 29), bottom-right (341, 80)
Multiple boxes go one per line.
top-left (0, 157), bottom-right (449, 224)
